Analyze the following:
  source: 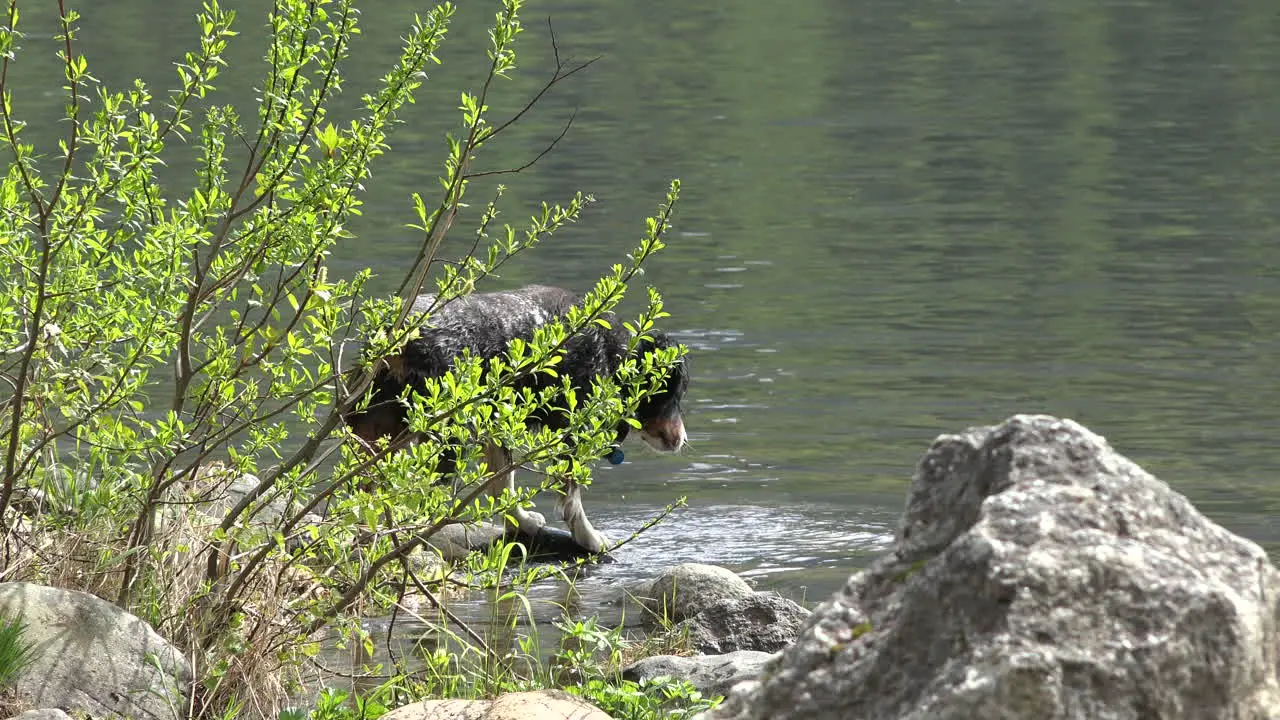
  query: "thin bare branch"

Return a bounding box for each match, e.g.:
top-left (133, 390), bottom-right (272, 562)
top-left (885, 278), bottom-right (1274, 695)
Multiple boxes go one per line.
top-left (466, 109), bottom-right (576, 180)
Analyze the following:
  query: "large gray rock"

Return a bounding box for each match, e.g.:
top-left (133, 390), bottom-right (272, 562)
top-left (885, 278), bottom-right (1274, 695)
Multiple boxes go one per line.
top-left (641, 563), bottom-right (754, 626)
top-left (706, 414), bottom-right (1280, 720)
top-left (677, 593), bottom-right (810, 654)
top-left (624, 651), bottom-right (776, 700)
top-left (0, 583), bottom-right (192, 720)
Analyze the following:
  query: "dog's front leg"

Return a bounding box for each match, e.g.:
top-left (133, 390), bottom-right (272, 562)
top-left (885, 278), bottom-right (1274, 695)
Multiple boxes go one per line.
top-left (483, 443), bottom-right (545, 535)
top-left (558, 478), bottom-right (608, 554)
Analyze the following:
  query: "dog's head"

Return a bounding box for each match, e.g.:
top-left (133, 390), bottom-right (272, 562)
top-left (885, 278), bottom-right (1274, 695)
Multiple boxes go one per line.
top-left (626, 332), bottom-right (689, 453)
top-left (342, 357), bottom-right (413, 450)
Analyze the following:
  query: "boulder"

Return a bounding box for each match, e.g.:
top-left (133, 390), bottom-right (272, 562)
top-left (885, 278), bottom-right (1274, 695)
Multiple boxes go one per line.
top-left (676, 592), bottom-right (810, 654)
top-left (624, 651), bottom-right (776, 700)
top-left (0, 583), bottom-right (191, 720)
top-left (421, 521), bottom-right (508, 561)
top-left (182, 464), bottom-right (294, 525)
top-left (153, 464), bottom-right (298, 543)
top-left (641, 564), bottom-right (754, 626)
top-left (382, 689), bottom-right (613, 720)
top-left (705, 414), bottom-right (1280, 720)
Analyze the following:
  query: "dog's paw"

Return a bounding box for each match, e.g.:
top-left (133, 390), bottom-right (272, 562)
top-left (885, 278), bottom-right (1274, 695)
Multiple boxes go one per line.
top-left (577, 530), bottom-right (611, 556)
top-left (517, 509), bottom-right (546, 535)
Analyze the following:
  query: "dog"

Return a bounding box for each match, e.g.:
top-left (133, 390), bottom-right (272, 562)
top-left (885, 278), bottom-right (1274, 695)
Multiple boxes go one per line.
top-left (343, 284), bottom-right (689, 554)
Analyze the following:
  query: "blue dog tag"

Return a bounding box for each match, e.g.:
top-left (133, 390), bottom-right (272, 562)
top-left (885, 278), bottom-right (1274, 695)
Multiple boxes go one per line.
top-left (605, 447), bottom-right (625, 465)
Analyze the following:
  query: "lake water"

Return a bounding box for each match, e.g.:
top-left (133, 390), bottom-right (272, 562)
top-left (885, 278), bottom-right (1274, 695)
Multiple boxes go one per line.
top-left (10, 0), bottom-right (1280, 638)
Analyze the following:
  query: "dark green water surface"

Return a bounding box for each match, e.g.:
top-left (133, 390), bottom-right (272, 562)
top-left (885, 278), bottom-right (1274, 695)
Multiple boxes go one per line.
top-left (9, 0), bottom-right (1280, 610)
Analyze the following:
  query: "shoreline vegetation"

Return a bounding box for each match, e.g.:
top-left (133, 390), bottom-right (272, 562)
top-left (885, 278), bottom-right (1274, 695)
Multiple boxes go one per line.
top-left (0, 0), bottom-right (719, 717)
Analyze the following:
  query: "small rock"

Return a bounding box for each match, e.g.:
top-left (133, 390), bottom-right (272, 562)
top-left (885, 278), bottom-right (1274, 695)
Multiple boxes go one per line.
top-left (705, 414), bottom-right (1280, 720)
top-left (641, 563), bottom-right (754, 626)
top-left (6, 710), bottom-right (72, 720)
top-left (204, 466), bottom-right (297, 524)
top-left (677, 593), bottom-right (810, 654)
top-left (7, 487), bottom-right (46, 517)
top-left (153, 465), bottom-right (295, 540)
top-left (406, 545), bottom-right (449, 579)
top-left (624, 651), bottom-right (776, 700)
top-left (0, 583), bottom-right (191, 720)
top-left (382, 689), bottom-right (614, 719)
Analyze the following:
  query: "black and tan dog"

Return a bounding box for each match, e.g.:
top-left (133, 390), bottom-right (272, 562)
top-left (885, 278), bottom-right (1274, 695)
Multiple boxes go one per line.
top-left (343, 284), bottom-right (689, 554)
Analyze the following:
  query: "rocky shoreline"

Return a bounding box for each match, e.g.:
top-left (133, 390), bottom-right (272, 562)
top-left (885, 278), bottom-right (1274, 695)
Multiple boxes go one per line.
top-left (5, 414), bottom-right (1279, 719)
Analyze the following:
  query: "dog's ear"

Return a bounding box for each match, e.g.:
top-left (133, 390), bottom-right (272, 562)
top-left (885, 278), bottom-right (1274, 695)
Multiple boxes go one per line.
top-left (630, 330), bottom-right (689, 417)
top-left (634, 331), bottom-right (689, 376)
top-left (632, 329), bottom-right (676, 356)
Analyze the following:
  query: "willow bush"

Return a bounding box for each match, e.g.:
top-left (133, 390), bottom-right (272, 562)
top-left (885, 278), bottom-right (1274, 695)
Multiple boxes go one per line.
top-left (0, 0), bottom-right (700, 716)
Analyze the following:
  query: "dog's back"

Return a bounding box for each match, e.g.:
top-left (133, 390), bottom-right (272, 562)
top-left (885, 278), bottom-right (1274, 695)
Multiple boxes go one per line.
top-left (394, 286), bottom-right (635, 402)
top-left (348, 285), bottom-right (612, 442)
top-left (343, 284), bottom-right (688, 554)
top-left (405, 285), bottom-right (577, 364)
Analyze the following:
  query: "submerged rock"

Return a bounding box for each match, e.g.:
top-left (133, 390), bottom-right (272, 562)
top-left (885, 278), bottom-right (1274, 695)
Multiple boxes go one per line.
top-left (419, 521), bottom-right (508, 561)
top-left (705, 414), bottom-right (1280, 720)
top-left (416, 520), bottom-right (617, 565)
top-left (0, 582), bottom-right (191, 720)
top-left (677, 592), bottom-right (810, 654)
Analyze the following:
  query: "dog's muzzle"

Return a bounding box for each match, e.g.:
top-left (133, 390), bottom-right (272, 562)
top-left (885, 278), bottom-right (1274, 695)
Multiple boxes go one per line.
top-left (638, 412), bottom-right (687, 453)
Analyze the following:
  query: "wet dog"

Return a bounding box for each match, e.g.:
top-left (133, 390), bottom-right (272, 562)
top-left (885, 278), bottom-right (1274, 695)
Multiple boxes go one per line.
top-left (343, 284), bottom-right (688, 554)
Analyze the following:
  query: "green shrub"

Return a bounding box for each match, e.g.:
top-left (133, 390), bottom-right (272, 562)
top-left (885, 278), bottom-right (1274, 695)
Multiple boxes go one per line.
top-left (0, 0), bottom-right (686, 716)
top-left (553, 616), bottom-right (721, 719)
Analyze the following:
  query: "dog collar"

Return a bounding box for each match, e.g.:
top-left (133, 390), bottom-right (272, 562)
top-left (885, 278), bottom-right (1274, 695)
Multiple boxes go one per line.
top-left (605, 447), bottom-right (625, 465)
